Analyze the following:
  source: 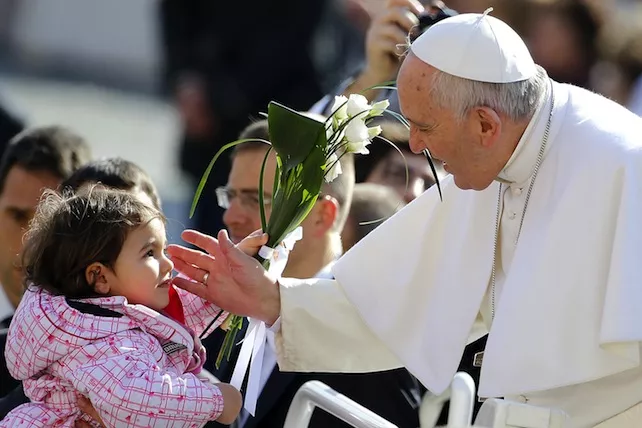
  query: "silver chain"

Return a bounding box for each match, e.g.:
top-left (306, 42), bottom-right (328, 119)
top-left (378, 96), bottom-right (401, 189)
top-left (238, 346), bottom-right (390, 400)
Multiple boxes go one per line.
top-left (490, 83), bottom-right (555, 321)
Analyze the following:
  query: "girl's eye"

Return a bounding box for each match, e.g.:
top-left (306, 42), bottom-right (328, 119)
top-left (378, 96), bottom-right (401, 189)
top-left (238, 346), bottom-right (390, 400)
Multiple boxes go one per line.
top-left (145, 250), bottom-right (155, 257)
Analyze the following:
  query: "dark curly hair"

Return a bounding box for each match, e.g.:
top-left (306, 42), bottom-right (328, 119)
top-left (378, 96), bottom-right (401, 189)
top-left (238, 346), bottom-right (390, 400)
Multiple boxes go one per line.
top-left (22, 186), bottom-right (164, 298)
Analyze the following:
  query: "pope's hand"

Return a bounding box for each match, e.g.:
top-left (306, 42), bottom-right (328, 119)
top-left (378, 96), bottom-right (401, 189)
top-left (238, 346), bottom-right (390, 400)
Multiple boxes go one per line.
top-left (167, 229), bottom-right (281, 325)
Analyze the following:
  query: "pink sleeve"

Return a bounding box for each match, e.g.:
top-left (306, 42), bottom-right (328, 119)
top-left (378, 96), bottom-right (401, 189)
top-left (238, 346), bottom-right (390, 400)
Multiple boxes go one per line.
top-left (66, 330), bottom-right (225, 426)
top-left (176, 286), bottom-right (229, 338)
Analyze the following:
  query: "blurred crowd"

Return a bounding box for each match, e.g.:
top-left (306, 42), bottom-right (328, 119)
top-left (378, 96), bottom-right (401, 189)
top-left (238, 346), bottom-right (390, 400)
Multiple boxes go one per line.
top-left (0, 0), bottom-right (640, 426)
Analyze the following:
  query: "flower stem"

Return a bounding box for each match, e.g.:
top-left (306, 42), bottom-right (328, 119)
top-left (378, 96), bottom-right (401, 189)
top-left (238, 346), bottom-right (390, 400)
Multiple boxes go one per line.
top-left (213, 254), bottom-right (271, 369)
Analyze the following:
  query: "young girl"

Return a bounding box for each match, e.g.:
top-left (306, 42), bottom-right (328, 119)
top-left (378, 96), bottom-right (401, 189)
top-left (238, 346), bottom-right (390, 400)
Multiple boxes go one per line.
top-left (1, 187), bottom-right (247, 427)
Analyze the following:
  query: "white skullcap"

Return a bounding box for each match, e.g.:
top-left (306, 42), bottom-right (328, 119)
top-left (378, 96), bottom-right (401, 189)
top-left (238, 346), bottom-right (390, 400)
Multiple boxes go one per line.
top-left (410, 8), bottom-right (537, 83)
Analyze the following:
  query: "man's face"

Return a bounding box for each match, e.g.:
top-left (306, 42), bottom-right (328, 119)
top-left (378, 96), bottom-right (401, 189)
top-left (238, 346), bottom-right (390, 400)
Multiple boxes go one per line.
top-left (0, 166), bottom-right (61, 307)
top-left (222, 148), bottom-right (323, 273)
top-left (222, 149), bottom-right (276, 244)
top-left (397, 55), bottom-right (497, 191)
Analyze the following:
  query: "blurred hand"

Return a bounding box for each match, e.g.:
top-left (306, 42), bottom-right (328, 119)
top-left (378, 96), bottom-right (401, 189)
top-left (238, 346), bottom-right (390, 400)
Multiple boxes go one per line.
top-left (237, 229), bottom-right (269, 257)
top-left (176, 76), bottom-right (216, 139)
top-left (167, 229), bottom-right (281, 325)
top-left (363, 0), bottom-right (425, 82)
top-left (74, 396), bottom-right (105, 428)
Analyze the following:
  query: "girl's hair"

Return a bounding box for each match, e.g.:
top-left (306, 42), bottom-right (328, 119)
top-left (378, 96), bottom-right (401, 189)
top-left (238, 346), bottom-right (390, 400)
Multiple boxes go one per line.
top-left (22, 186), bottom-right (165, 298)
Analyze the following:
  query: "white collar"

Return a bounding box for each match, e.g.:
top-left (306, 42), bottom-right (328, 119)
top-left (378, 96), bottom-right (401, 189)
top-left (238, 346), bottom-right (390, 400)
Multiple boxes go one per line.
top-left (497, 83), bottom-right (553, 185)
top-left (316, 261), bottom-right (337, 280)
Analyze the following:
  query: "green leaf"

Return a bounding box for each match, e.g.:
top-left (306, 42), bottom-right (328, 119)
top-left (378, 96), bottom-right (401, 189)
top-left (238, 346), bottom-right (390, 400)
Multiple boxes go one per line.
top-left (360, 80), bottom-right (398, 93)
top-left (268, 102), bottom-right (326, 172)
top-left (383, 109), bottom-right (410, 128)
top-left (190, 138), bottom-right (270, 218)
top-left (258, 146), bottom-right (273, 232)
top-left (424, 149), bottom-right (443, 201)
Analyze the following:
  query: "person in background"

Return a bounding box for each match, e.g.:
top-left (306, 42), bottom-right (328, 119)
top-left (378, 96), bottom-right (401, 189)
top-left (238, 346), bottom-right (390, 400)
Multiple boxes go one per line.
top-left (521, 0), bottom-right (600, 90)
top-left (61, 157), bottom-right (162, 211)
top-left (158, 0), bottom-right (364, 239)
top-left (309, 0), bottom-right (459, 116)
top-left (0, 156), bottom-right (166, 418)
top-left (341, 182), bottom-right (404, 251)
top-left (0, 102), bottom-right (23, 159)
top-left (0, 126), bottom-right (92, 325)
top-left (355, 120), bottom-right (442, 203)
top-left (589, 5), bottom-right (642, 115)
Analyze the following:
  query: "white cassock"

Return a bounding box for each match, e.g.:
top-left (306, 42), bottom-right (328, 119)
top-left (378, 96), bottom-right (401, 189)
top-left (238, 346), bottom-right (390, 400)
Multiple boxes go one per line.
top-left (270, 32), bottom-right (642, 428)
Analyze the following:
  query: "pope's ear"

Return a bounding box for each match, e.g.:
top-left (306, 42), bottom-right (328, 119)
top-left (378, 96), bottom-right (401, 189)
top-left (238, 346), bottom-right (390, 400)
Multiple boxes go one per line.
top-left (85, 263), bottom-right (110, 295)
top-left (474, 106), bottom-right (502, 148)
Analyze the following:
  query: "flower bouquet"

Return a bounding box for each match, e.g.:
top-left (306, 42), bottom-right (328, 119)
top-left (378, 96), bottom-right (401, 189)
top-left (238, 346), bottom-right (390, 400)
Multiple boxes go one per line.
top-left (189, 91), bottom-right (441, 413)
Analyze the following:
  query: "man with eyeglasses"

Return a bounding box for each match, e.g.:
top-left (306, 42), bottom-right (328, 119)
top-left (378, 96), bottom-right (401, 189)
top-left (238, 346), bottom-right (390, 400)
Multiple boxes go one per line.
top-left (202, 119), bottom-right (424, 428)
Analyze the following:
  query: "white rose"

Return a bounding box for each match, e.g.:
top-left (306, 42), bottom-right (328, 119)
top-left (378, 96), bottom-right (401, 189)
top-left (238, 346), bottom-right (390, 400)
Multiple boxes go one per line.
top-left (367, 125), bottom-right (382, 138)
top-left (348, 140), bottom-right (370, 155)
top-left (344, 119), bottom-right (369, 144)
top-left (326, 124), bottom-right (345, 146)
top-left (331, 96), bottom-right (348, 121)
top-left (346, 94), bottom-right (371, 117)
top-left (369, 99), bottom-right (390, 117)
top-left (325, 152), bottom-right (343, 182)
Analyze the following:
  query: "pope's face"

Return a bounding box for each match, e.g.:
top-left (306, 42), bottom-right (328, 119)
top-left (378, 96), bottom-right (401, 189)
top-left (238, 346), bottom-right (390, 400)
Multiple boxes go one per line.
top-left (397, 55), bottom-right (499, 191)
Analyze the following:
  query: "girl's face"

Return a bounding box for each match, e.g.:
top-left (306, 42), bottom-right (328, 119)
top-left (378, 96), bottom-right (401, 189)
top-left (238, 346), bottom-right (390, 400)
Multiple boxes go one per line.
top-left (103, 218), bottom-right (174, 311)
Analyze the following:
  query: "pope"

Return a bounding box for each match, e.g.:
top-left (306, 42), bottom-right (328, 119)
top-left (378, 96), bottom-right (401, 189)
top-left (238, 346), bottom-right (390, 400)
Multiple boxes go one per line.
top-left (168, 10), bottom-right (642, 427)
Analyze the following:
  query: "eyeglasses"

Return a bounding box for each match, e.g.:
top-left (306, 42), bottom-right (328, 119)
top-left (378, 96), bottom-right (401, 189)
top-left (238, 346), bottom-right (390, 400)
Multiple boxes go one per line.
top-left (215, 187), bottom-right (272, 211)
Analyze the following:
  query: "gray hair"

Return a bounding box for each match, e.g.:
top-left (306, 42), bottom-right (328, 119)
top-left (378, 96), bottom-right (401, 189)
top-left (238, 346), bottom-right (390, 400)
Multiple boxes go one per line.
top-left (429, 65), bottom-right (549, 122)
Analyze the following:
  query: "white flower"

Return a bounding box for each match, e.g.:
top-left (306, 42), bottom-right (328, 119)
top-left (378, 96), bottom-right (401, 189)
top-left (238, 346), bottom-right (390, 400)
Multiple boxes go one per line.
top-left (346, 94), bottom-right (371, 117)
top-left (345, 119), bottom-right (369, 142)
top-left (331, 96), bottom-right (348, 121)
top-left (349, 140), bottom-right (370, 155)
top-left (368, 125), bottom-right (382, 138)
top-left (325, 153), bottom-right (342, 182)
top-left (326, 124), bottom-right (345, 146)
top-left (344, 119), bottom-right (371, 154)
top-left (369, 99), bottom-right (389, 117)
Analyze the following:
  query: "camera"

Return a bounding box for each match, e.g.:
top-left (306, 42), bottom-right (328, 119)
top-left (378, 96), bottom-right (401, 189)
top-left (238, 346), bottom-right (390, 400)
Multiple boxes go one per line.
top-left (410, 2), bottom-right (458, 41)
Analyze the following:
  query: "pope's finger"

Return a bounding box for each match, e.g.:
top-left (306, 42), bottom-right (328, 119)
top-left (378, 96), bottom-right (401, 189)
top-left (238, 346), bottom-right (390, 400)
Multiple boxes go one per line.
top-left (180, 229), bottom-right (221, 254)
top-left (172, 276), bottom-right (209, 300)
top-left (171, 258), bottom-right (211, 283)
top-left (218, 229), bottom-right (252, 268)
top-left (166, 244), bottom-right (216, 272)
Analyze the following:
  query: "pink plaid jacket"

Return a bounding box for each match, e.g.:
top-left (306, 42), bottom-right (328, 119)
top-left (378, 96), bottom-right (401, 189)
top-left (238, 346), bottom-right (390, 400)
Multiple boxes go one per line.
top-left (2, 286), bottom-right (229, 427)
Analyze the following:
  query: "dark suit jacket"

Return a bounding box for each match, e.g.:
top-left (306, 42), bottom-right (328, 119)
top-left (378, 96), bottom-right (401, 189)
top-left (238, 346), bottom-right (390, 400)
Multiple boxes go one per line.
top-left (0, 103), bottom-right (23, 158)
top-left (203, 321), bottom-right (424, 428)
top-left (201, 277), bottom-right (488, 428)
top-left (0, 326), bottom-right (21, 399)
